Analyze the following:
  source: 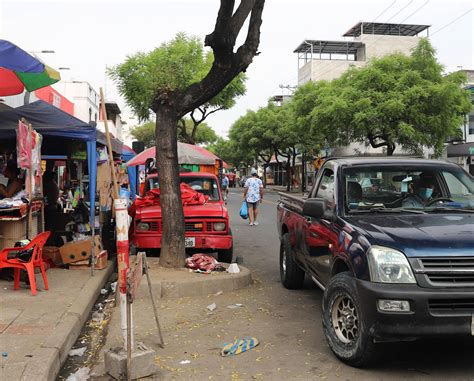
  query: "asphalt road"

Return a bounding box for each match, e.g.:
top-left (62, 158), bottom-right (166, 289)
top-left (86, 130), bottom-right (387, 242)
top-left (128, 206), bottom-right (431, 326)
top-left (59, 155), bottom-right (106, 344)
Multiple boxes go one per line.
top-left (225, 187), bottom-right (474, 380)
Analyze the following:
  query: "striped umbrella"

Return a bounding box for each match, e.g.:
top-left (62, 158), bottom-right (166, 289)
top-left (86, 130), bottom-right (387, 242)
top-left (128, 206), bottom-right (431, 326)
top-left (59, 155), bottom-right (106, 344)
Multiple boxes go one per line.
top-left (0, 39), bottom-right (60, 96)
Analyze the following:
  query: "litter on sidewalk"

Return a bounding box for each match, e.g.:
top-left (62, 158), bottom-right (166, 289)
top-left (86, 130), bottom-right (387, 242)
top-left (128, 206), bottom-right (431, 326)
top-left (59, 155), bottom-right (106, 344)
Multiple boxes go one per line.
top-left (207, 302), bottom-right (217, 312)
top-left (185, 253), bottom-right (225, 273)
top-left (227, 263), bottom-right (240, 274)
top-left (221, 337), bottom-right (259, 357)
top-left (227, 304), bottom-right (244, 309)
top-left (68, 347), bottom-right (87, 357)
top-left (66, 366), bottom-right (90, 381)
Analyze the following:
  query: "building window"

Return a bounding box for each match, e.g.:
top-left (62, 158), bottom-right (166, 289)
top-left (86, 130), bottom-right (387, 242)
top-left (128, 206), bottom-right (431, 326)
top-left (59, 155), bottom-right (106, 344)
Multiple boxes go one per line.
top-left (469, 114), bottom-right (474, 135)
top-left (89, 107), bottom-right (92, 122)
top-left (94, 113), bottom-right (98, 123)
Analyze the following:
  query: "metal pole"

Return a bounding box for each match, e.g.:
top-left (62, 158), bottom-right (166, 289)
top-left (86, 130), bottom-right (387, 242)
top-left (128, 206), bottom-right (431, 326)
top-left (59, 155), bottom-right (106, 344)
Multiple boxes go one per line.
top-left (143, 254), bottom-right (164, 348)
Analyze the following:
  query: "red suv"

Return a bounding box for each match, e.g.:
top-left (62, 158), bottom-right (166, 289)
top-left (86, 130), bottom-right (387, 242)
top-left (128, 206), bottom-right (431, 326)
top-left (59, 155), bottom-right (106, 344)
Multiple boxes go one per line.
top-left (131, 172), bottom-right (233, 262)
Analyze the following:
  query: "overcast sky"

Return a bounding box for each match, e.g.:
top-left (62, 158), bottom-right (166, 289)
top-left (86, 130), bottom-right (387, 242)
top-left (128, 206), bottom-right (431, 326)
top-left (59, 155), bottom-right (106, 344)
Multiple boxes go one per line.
top-left (1, 0), bottom-right (473, 141)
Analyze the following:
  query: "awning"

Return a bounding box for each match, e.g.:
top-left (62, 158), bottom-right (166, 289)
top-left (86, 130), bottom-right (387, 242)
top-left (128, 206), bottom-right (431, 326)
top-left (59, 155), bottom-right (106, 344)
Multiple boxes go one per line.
top-left (0, 100), bottom-right (96, 140)
top-left (447, 142), bottom-right (474, 157)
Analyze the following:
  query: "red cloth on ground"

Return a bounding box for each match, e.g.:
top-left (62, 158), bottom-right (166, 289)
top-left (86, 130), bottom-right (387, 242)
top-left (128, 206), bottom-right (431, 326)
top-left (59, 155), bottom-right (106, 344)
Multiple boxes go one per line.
top-left (185, 253), bottom-right (218, 272)
top-left (129, 183), bottom-right (208, 218)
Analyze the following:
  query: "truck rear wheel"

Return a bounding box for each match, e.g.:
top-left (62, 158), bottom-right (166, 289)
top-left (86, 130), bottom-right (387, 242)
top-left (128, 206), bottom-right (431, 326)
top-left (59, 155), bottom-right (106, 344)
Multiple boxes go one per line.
top-left (280, 233), bottom-right (305, 289)
top-left (322, 272), bottom-right (376, 367)
top-left (217, 229), bottom-right (233, 263)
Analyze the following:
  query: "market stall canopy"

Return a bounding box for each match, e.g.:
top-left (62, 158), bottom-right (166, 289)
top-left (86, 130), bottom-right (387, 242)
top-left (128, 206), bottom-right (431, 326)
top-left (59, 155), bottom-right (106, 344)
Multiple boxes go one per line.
top-left (122, 145), bottom-right (136, 163)
top-left (126, 142), bottom-right (227, 167)
top-left (0, 39), bottom-right (60, 96)
top-left (0, 100), bottom-right (95, 141)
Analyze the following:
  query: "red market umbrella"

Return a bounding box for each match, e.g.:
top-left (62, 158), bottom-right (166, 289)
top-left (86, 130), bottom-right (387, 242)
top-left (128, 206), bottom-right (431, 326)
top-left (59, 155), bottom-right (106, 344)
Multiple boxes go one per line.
top-left (126, 142), bottom-right (228, 168)
top-left (0, 39), bottom-right (60, 96)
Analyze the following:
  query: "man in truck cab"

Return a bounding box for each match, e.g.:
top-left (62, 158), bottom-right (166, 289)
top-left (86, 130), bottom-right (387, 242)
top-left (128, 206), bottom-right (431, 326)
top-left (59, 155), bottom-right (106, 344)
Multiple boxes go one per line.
top-left (402, 172), bottom-right (439, 208)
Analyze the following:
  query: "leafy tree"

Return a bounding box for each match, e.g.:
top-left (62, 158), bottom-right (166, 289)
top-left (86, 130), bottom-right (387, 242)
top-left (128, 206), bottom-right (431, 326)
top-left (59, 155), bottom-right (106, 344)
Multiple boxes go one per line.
top-left (109, 1), bottom-right (265, 267)
top-left (129, 121), bottom-right (156, 148)
top-left (310, 38), bottom-right (472, 156)
top-left (177, 119), bottom-right (218, 145)
top-left (131, 119), bottom-right (218, 148)
top-left (208, 137), bottom-right (253, 168)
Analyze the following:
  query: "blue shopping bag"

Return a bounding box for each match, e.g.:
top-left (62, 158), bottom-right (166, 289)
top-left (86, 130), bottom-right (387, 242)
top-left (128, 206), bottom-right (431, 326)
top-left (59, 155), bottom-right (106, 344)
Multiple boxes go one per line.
top-left (239, 201), bottom-right (248, 220)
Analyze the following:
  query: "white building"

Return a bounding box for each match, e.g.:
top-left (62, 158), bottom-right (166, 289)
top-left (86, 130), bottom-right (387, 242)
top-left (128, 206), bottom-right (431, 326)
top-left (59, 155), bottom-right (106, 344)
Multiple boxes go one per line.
top-left (294, 21), bottom-right (431, 157)
top-left (54, 80), bottom-right (99, 124)
top-left (97, 101), bottom-right (124, 141)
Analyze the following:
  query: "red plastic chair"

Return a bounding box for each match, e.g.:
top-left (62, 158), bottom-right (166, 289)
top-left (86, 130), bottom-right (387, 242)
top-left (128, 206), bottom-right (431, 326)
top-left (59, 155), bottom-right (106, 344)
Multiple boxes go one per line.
top-left (0, 231), bottom-right (51, 296)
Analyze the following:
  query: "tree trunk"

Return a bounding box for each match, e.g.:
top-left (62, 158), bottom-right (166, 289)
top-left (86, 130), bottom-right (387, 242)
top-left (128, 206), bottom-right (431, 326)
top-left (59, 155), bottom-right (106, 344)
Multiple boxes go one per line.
top-left (387, 143), bottom-right (395, 156)
top-left (155, 107), bottom-right (186, 268)
top-left (286, 160), bottom-right (291, 192)
top-left (263, 164), bottom-right (267, 188)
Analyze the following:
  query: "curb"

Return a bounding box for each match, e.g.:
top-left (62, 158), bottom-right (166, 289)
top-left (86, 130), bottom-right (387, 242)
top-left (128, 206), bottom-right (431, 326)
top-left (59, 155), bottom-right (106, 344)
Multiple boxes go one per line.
top-left (20, 263), bottom-right (114, 381)
top-left (138, 265), bottom-right (252, 300)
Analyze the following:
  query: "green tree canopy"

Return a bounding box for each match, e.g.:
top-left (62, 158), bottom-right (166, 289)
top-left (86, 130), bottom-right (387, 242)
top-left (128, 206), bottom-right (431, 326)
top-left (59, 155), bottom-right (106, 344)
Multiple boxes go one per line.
top-left (130, 118), bottom-right (218, 148)
top-left (309, 38), bottom-right (471, 156)
top-left (109, 33), bottom-right (247, 144)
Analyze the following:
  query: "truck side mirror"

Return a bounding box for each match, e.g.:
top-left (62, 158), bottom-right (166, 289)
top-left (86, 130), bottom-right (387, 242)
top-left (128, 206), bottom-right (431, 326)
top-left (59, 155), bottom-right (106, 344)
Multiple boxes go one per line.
top-left (303, 198), bottom-right (326, 219)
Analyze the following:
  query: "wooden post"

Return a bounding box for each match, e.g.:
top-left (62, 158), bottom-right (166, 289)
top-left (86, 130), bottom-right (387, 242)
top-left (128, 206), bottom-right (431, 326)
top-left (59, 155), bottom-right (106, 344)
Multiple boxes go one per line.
top-left (99, 88), bottom-right (132, 370)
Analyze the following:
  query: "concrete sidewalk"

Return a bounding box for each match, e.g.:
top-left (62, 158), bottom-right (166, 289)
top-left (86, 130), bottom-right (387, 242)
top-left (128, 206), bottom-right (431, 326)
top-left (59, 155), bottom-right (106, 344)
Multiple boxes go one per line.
top-left (0, 263), bottom-right (114, 381)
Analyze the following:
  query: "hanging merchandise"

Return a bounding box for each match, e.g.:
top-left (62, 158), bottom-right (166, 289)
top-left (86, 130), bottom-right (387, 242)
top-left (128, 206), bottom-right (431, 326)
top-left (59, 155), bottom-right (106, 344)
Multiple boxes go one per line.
top-left (16, 120), bottom-right (31, 169)
top-left (71, 141), bottom-right (87, 161)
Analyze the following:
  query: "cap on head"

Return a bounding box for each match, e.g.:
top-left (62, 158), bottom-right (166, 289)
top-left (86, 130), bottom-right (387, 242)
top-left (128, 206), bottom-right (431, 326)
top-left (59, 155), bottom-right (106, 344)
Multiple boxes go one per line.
top-left (251, 168), bottom-right (257, 176)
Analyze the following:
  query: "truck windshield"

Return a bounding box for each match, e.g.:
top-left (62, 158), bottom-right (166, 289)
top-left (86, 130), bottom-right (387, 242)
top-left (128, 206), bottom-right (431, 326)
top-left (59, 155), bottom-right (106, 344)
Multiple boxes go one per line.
top-left (147, 177), bottom-right (220, 201)
top-left (342, 165), bottom-right (474, 213)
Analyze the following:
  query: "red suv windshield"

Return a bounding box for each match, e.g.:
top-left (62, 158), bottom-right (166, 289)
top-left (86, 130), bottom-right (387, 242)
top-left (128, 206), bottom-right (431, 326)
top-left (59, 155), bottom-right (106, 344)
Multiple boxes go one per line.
top-left (146, 176), bottom-right (220, 201)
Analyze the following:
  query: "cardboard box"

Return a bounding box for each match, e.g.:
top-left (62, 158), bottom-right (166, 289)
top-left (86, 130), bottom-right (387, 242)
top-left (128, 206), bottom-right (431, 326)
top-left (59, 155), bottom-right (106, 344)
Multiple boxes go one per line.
top-left (59, 235), bottom-right (103, 264)
top-left (0, 218), bottom-right (27, 249)
top-left (43, 246), bottom-right (63, 266)
top-left (69, 250), bottom-right (108, 270)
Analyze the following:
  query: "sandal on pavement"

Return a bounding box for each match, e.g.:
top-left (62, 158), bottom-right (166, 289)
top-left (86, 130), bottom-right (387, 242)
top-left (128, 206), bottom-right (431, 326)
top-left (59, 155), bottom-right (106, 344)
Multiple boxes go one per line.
top-left (221, 337), bottom-right (259, 357)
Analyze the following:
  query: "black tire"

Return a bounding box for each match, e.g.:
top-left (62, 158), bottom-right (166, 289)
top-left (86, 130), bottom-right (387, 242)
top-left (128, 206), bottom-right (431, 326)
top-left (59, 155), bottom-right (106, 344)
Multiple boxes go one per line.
top-left (217, 229), bottom-right (233, 263)
top-left (322, 272), bottom-right (377, 367)
top-left (280, 233), bottom-right (305, 289)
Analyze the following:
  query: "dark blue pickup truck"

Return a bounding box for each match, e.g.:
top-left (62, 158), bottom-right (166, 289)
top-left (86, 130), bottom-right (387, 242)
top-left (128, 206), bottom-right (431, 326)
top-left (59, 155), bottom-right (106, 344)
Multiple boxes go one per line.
top-left (277, 157), bottom-right (474, 367)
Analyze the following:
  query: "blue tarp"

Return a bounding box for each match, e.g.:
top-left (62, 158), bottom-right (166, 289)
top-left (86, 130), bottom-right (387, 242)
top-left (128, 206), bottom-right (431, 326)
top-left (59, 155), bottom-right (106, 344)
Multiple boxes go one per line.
top-left (0, 100), bottom-right (96, 140)
top-left (122, 146), bottom-right (137, 201)
top-left (0, 100), bottom-right (97, 231)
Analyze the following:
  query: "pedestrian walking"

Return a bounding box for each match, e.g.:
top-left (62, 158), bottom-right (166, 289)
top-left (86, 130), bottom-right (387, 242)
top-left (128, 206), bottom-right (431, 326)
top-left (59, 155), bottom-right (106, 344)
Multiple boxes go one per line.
top-left (222, 175), bottom-right (229, 200)
top-left (243, 168), bottom-right (263, 226)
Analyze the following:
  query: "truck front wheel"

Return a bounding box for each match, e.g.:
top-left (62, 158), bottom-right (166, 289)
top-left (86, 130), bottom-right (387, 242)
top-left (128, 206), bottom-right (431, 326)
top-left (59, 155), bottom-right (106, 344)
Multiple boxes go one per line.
top-left (280, 233), bottom-right (305, 289)
top-left (322, 272), bottom-right (376, 367)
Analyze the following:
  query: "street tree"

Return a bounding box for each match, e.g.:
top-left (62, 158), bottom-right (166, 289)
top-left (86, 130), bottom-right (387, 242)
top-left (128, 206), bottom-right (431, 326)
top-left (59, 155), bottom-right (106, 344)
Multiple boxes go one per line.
top-left (310, 38), bottom-right (472, 156)
top-left (109, 1), bottom-right (265, 267)
top-left (208, 137), bottom-right (253, 168)
top-left (130, 118), bottom-right (218, 147)
top-left (177, 119), bottom-right (218, 145)
top-left (129, 121), bottom-right (156, 148)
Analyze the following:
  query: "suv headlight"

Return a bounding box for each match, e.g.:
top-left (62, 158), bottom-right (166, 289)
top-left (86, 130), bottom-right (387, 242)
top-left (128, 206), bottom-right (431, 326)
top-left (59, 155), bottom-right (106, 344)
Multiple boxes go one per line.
top-left (367, 246), bottom-right (416, 284)
top-left (213, 222), bottom-right (226, 231)
top-left (136, 222), bottom-right (150, 231)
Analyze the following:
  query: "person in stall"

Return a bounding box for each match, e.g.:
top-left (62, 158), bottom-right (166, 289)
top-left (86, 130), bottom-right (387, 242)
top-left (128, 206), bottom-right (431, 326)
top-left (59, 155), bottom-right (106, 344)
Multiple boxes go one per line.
top-left (0, 160), bottom-right (22, 198)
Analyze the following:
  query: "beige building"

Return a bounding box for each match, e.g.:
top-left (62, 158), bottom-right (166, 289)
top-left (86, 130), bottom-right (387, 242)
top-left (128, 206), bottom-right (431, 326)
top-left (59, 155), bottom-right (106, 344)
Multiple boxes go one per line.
top-left (294, 21), bottom-right (431, 156)
top-left (295, 21), bottom-right (430, 85)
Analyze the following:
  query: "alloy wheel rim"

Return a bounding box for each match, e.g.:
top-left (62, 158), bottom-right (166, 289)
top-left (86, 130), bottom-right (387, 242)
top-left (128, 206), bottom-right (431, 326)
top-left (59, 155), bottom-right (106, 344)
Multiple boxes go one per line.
top-left (331, 294), bottom-right (359, 344)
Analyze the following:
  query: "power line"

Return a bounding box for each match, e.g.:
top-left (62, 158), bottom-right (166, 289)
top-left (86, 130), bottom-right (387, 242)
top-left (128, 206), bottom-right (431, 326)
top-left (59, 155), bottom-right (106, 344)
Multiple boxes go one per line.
top-left (372, 0), bottom-right (398, 22)
top-left (384, 0), bottom-right (414, 23)
top-left (400, 0), bottom-right (430, 23)
top-left (430, 7), bottom-right (474, 36)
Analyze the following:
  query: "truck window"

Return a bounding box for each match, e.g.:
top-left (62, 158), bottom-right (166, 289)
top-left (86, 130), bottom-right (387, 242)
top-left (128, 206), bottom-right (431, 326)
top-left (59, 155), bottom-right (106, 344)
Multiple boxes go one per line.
top-left (147, 177), bottom-right (220, 201)
top-left (315, 168), bottom-right (335, 205)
